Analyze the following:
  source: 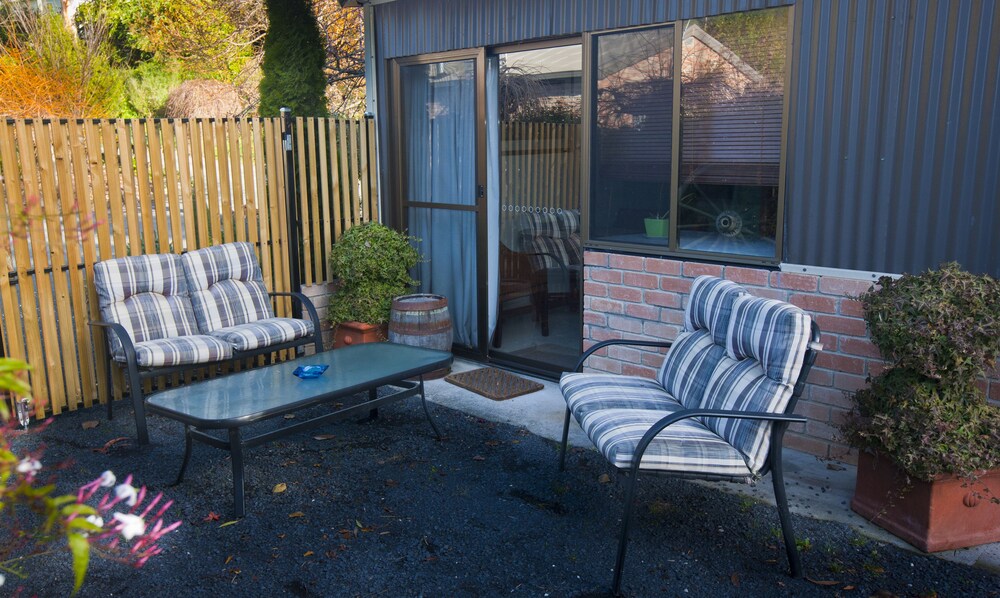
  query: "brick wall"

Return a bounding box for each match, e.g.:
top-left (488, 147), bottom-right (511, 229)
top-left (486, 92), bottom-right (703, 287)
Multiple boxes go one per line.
top-left (582, 250), bottom-right (1000, 464)
top-left (300, 281), bottom-right (337, 352)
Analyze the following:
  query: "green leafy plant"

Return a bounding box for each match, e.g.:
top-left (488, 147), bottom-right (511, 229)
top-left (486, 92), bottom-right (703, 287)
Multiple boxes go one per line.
top-left (840, 262), bottom-right (1000, 483)
top-left (327, 222), bottom-right (421, 327)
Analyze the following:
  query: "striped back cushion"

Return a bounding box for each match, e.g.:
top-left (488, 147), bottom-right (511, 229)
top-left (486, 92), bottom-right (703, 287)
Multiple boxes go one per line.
top-left (683, 276), bottom-right (747, 345)
top-left (701, 295), bottom-right (812, 472)
top-left (180, 242), bottom-right (274, 332)
top-left (659, 276), bottom-right (746, 407)
top-left (93, 253), bottom-right (199, 353)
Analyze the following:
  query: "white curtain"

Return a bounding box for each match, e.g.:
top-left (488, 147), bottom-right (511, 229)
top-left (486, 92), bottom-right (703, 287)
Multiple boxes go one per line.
top-left (486, 56), bottom-right (500, 341)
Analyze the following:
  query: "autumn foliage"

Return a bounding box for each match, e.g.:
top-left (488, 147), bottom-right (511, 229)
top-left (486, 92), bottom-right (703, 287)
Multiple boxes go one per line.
top-left (0, 6), bottom-right (122, 118)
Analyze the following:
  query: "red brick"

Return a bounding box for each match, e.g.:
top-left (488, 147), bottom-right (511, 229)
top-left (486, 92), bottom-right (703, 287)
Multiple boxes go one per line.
top-left (794, 400), bottom-right (831, 422)
top-left (724, 266), bottom-right (770, 286)
top-left (609, 345), bottom-right (643, 364)
top-left (829, 406), bottom-right (851, 426)
top-left (815, 314), bottom-right (868, 337)
top-left (608, 315), bottom-right (643, 334)
top-left (608, 285), bottom-right (643, 303)
top-left (660, 276), bottom-right (693, 293)
top-left (789, 293), bottom-right (837, 314)
top-left (839, 337), bottom-right (880, 359)
top-left (833, 372), bottom-right (868, 393)
top-left (584, 281), bottom-right (608, 298)
top-left (783, 433), bottom-right (831, 459)
top-left (589, 298), bottom-right (624, 314)
top-left (591, 328), bottom-right (624, 343)
top-left (622, 363), bottom-right (658, 379)
top-left (623, 272), bottom-right (658, 289)
top-left (991, 381), bottom-right (1000, 402)
top-left (815, 352), bottom-right (866, 375)
top-left (683, 262), bottom-right (724, 278)
top-left (587, 355), bottom-right (622, 374)
top-left (643, 321), bottom-right (680, 340)
top-left (662, 309), bottom-right (685, 325)
top-left (747, 287), bottom-right (788, 301)
top-left (819, 276), bottom-right (877, 297)
top-left (808, 385), bottom-right (855, 410)
top-left (641, 351), bottom-right (667, 368)
top-left (609, 254), bottom-right (645, 271)
top-left (818, 333), bottom-right (839, 352)
top-left (806, 368), bottom-right (834, 387)
top-left (644, 290), bottom-right (681, 309)
top-left (584, 251), bottom-right (608, 267)
top-left (583, 311), bottom-right (607, 326)
top-left (625, 303), bottom-right (659, 320)
top-left (590, 268), bottom-right (623, 284)
top-left (773, 272), bottom-right (819, 292)
top-left (644, 258), bottom-right (681, 275)
top-left (838, 298), bottom-right (865, 317)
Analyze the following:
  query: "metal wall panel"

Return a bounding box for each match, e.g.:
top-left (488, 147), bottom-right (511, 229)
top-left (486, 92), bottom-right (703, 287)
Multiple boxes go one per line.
top-left (374, 0), bottom-right (791, 59)
top-left (785, 0), bottom-right (1000, 277)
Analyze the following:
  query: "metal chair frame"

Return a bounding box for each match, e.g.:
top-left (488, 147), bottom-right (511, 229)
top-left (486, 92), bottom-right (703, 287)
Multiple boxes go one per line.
top-left (559, 322), bottom-right (822, 596)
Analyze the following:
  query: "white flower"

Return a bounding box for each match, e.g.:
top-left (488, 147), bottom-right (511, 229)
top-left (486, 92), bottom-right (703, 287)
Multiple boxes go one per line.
top-left (98, 471), bottom-right (116, 488)
top-left (16, 458), bottom-right (41, 475)
top-left (86, 515), bottom-right (104, 529)
top-left (114, 483), bottom-right (138, 507)
top-left (0, 572), bottom-right (5, 587)
top-left (113, 513), bottom-right (146, 541)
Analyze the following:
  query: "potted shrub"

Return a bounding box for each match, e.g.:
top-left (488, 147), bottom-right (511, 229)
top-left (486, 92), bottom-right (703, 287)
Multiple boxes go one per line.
top-left (327, 222), bottom-right (421, 348)
top-left (841, 262), bottom-right (1000, 551)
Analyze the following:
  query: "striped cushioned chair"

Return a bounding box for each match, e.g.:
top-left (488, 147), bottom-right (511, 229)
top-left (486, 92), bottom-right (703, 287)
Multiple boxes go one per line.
top-left (93, 253), bottom-right (234, 444)
top-left (559, 275), bottom-right (821, 595)
top-left (181, 242), bottom-right (315, 351)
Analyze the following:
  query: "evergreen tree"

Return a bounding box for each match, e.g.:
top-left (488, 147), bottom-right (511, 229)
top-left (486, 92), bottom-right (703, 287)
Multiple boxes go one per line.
top-left (259, 0), bottom-right (328, 116)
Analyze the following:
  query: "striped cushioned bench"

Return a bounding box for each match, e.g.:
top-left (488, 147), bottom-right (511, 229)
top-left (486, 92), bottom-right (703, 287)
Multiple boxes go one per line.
top-left (92, 243), bottom-right (323, 445)
top-left (558, 275), bottom-right (822, 595)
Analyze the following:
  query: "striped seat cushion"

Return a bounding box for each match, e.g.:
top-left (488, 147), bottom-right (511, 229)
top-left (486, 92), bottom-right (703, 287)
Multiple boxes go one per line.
top-left (181, 242), bottom-right (274, 332)
top-left (93, 254), bottom-right (200, 355)
top-left (560, 372), bottom-right (683, 429)
top-left (583, 408), bottom-right (753, 479)
top-left (115, 335), bottom-right (233, 367)
top-left (207, 317), bottom-right (315, 352)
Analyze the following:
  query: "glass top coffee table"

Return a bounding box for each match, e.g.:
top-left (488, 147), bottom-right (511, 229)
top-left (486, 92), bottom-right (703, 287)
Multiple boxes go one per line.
top-left (146, 342), bottom-right (452, 517)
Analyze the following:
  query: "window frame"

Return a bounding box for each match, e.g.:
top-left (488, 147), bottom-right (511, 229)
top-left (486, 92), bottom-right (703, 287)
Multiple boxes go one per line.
top-left (581, 7), bottom-right (794, 266)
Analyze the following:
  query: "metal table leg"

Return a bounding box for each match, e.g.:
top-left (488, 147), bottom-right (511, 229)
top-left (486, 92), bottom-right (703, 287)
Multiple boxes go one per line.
top-left (418, 376), bottom-right (442, 440)
top-left (171, 425), bottom-right (194, 486)
top-left (229, 427), bottom-right (246, 518)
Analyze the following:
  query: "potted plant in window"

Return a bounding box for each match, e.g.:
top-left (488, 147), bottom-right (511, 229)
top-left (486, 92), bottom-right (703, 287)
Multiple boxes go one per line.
top-left (840, 262), bottom-right (1000, 552)
top-left (327, 222), bottom-right (422, 348)
top-left (643, 212), bottom-right (669, 238)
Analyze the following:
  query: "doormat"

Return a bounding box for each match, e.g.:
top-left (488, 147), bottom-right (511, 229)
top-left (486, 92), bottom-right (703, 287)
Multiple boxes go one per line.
top-left (445, 367), bottom-right (544, 401)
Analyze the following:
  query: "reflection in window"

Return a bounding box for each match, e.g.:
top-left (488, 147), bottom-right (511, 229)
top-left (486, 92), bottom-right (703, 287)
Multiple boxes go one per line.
top-left (590, 26), bottom-right (674, 246)
top-left (678, 10), bottom-right (787, 257)
top-left (586, 8), bottom-right (789, 260)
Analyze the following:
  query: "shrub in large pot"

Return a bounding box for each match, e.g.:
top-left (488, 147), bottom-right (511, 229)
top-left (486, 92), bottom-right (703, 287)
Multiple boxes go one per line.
top-left (327, 222), bottom-right (421, 348)
top-left (841, 262), bottom-right (1000, 551)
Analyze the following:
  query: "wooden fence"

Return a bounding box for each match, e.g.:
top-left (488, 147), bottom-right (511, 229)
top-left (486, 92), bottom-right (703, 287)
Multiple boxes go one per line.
top-left (500, 122), bottom-right (581, 216)
top-left (0, 116), bottom-right (377, 416)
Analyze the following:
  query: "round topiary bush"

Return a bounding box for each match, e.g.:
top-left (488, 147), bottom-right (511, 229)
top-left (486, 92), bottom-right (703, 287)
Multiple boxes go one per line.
top-left (327, 222), bottom-right (421, 327)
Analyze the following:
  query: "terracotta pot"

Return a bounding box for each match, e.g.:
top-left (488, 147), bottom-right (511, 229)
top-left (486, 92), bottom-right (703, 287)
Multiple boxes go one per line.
top-left (850, 451), bottom-right (1000, 552)
top-left (332, 321), bottom-right (387, 349)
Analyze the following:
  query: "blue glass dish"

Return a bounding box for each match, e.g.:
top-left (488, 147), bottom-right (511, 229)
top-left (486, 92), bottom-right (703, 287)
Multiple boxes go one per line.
top-left (293, 365), bottom-right (329, 379)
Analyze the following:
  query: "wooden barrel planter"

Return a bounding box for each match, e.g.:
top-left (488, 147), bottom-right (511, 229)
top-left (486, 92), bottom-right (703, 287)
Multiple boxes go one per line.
top-left (388, 294), bottom-right (453, 379)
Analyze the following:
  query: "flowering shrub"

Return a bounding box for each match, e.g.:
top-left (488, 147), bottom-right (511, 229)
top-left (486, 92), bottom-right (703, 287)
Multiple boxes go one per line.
top-left (0, 358), bottom-right (181, 594)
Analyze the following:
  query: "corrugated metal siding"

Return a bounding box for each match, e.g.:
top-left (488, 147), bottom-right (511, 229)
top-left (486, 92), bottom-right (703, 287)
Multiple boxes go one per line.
top-left (374, 0), bottom-right (792, 59)
top-left (785, 0), bottom-right (1000, 276)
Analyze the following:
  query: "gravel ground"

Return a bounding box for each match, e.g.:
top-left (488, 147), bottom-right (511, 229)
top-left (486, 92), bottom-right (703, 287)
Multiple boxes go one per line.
top-left (9, 393), bottom-right (1000, 598)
